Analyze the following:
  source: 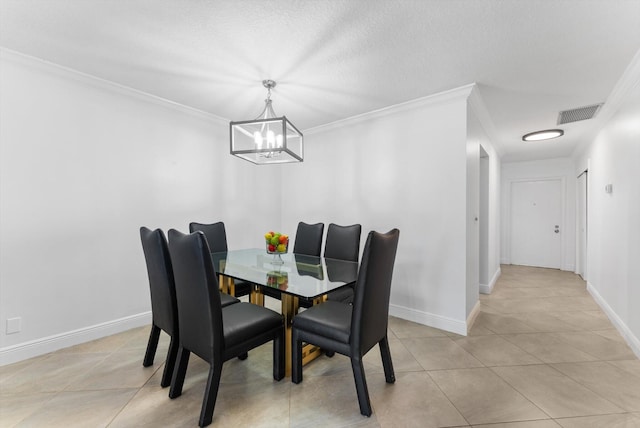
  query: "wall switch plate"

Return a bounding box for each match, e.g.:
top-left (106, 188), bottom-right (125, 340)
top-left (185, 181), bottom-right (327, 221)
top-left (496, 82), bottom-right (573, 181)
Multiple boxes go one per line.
top-left (6, 317), bottom-right (22, 334)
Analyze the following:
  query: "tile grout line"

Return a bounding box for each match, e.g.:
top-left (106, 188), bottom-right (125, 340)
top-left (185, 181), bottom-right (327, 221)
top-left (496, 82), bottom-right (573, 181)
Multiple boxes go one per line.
top-left (424, 370), bottom-right (472, 427)
top-left (545, 361), bottom-right (634, 413)
top-left (485, 364), bottom-right (554, 421)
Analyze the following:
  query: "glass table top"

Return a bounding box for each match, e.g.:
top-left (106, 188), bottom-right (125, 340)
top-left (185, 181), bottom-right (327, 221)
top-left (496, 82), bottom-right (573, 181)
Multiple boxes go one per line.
top-left (211, 249), bottom-right (358, 299)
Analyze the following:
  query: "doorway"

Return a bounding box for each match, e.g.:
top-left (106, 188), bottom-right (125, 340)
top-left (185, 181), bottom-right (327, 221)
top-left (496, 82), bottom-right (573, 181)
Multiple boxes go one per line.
top-left (576, 170), bottom-right (588, 280)
top-left (479, 146), bottom-right (490, 292)
top-left (510, 178), bottom-right (563, 269)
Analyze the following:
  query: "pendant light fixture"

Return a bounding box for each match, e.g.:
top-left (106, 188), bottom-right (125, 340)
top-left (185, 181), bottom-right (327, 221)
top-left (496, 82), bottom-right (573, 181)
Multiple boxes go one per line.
top-left (230, 80), bottom-right (303, 164)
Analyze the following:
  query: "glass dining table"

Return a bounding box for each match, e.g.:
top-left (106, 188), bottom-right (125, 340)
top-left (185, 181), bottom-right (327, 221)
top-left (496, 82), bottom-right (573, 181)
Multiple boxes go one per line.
top-left (211, 249), bottom-right (358, 376)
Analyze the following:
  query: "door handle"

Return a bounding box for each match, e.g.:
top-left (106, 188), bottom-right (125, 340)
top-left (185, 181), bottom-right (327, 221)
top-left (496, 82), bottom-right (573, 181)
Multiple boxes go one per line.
top-left (554, 225), bottom-right (560, 234)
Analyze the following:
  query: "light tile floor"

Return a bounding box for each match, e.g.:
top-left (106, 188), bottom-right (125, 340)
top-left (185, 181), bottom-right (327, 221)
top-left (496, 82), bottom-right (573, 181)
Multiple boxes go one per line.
top-left (1, 265), bottom-right (639, 427)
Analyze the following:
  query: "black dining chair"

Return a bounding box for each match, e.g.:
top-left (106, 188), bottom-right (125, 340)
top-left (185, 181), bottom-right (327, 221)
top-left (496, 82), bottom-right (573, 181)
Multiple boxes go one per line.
top-left (295, 223), bottom-right (361, 309)
top-left (324, 223), bottom-right (361, 304)
top-left (292, 221), bottom-right (325, 256)
top-left (139, 227), bottom-right (180, 388)
top-left (189, 221), bottom-right (252, 298)
top-left (291, 229), bottom-right (400, 417)
top-left (139, 227), bottom-right (239, 388)
top-left (262, 221), bottom-right (325, 302)
top-left (167, 229), bottom-right (284, 427)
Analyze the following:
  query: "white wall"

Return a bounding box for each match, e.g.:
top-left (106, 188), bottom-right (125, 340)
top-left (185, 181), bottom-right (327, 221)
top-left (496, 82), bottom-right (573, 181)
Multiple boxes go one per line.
top-left (573, 76), bottom-right (640, 356)
top-left (0, 50), bottom-right (279, 364)
top-left (283, 86), bottom-right (479, 334)
top-left (500, 158), bottom-right (576, 271)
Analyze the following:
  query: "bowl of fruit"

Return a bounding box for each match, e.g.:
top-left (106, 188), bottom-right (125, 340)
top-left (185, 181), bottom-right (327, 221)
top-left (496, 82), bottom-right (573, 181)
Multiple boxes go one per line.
top-left (264, 231), bottom-right (289, 254)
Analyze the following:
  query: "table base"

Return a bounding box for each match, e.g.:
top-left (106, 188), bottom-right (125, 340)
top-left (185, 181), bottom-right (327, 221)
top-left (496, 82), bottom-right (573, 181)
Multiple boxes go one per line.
top-left (219, 276), bottom-right (326, 377)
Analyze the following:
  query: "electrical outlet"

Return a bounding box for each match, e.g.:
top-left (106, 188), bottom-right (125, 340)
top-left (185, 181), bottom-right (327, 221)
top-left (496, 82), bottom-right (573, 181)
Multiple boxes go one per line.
top-left (6, 317), bottom-right (21, 334)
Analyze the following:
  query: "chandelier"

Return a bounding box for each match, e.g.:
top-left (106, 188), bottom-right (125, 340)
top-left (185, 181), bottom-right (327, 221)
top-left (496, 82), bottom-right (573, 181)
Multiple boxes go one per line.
top-left (230, 80), bottom-right (303, 164)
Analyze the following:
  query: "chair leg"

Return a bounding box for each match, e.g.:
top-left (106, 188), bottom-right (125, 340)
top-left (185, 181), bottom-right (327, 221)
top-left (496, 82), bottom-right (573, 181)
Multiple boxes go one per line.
top-left (143, 325), bottom-right (161, 367)
top-left (160, 335), bottom-right (179, 388)
top-left (199, 362), bottom-right (223, 427)
top-left (379, 335), bottom-right (396, 384)
top-left (350, 356), bottom-right (372, 417)
top-left (169, 346), bottom-right (190, 399)
top-left (273, 327), bottom-right (285, 381)
top-left (291, 329), bottom-right (303, 384)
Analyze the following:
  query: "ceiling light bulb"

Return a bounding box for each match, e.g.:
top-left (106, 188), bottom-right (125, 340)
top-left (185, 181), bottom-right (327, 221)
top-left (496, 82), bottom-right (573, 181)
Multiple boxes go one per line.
top-left (522, 129), bottom-right (564, 141)
top-left (254, 132), bottom-right (263, 148)
top-left (267, 130), bottom-right (275, 147)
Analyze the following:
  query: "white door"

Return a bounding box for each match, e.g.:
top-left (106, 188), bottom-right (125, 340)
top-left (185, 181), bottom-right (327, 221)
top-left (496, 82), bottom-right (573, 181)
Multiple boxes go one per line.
top-left (510, 179), bottom-right (562, 269)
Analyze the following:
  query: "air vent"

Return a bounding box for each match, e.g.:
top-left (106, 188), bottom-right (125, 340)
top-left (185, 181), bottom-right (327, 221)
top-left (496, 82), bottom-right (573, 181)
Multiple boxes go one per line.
top-left (557, 103), bottom-right (603, 125)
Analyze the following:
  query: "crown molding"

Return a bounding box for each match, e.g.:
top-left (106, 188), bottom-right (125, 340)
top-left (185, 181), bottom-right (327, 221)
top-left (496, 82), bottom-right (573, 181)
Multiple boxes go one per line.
top-left (0, 47), bottom-right (228, 125)
top-left (596, 48), bottom-right (640, 125)
top-left (572, 48), bottom-right (640, 159)
top-left (304, 83), bottom-right (475, 136)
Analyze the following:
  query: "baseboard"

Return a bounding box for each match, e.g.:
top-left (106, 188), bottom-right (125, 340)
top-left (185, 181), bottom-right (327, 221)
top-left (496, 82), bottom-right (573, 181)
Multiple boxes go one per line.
top-left (587, 282), bottom-right (640, 359)
top-left (0, 311), bottom-right (152, 366)
top-left (562, 264), bottom-right (575, 272)
top-left (480, 266), bottom-right (502, 294)
top-left (466, 301), bottom-right (481, 333)
top-left (389, 304), bottom-right (467, 336)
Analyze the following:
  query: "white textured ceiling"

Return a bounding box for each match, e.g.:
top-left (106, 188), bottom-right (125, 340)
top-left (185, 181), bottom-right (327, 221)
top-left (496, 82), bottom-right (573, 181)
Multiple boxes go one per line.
top-left (1, 0), bottom-right (639, 161)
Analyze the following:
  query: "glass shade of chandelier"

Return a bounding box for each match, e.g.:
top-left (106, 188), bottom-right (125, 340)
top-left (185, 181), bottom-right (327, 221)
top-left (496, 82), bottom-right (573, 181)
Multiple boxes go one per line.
top-left (230, 80), bottom-right (303, 164)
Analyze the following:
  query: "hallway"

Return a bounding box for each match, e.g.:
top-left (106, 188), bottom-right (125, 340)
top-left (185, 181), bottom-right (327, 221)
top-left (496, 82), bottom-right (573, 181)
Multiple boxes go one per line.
top-left (1, 265), bottom-right (639, 427)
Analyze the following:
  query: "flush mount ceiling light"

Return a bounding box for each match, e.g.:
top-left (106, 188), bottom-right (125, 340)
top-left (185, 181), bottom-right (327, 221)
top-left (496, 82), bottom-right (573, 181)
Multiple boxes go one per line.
top-left (522, 129), bottom-right (564, 142)
top-left (230, 80), bottom-right (303, 165)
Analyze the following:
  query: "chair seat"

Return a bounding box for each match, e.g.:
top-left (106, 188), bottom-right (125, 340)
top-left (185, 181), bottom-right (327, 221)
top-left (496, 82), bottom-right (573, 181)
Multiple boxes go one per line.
top-left (222, 302), bottom-right (283, 348)
top-left (219, 292), bottom-right (240, 308)
top-left (292, 301), bottom-right (351, 344)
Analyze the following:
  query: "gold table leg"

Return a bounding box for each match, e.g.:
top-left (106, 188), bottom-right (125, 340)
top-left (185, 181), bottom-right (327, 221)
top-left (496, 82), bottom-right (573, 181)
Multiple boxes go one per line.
top-left (219, 274), bottom-right (228, 294)
top-left (280, 293), bottom-right (328, 376)
top-left (219, 274), bottom-right (238, 296)
top-left (280, 293), bottom-right (298, 377)
top-left (250, 284), bottom-right (264, 306)
top-left (300, 295), bottom-right (326, 367)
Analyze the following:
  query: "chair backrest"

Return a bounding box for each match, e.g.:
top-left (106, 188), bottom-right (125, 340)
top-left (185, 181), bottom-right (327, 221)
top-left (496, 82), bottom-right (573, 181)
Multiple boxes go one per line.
top-left (140, 227), bottom-right (178, 337)
top-left (324, 223), bottom-right (361, 262)
top-left (189, 221), bottom-right (228, 253)
top-left (293, 222), bottom-right (324, 256)
top-left (168, 229), bottom-right (223, 362)
top-left (351, 229), bottom-right (400, 355)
